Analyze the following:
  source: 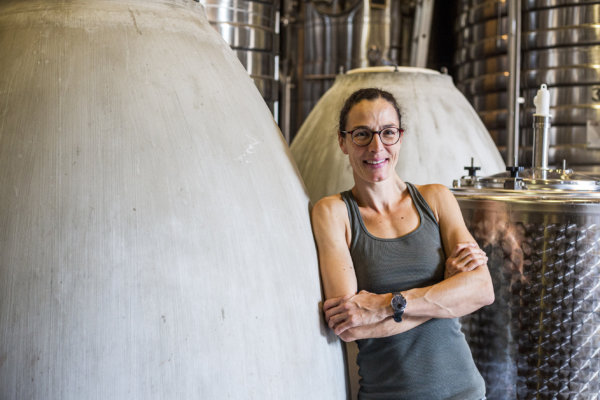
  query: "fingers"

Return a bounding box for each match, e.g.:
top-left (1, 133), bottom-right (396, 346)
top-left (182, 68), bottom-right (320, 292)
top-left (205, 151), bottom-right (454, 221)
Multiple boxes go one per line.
top-left (450, 242), bottom-right (477, 258)
top-left (333, 319), bottom-right (354, 336)
top-left (323, 294), bottom-right (363, 335)
top-left (453, 251), bottom-right (487, 268)
top-left (327, 312), bottom-right (346, 330)
top-left (323, 297), bottom-right (343, 312)
top-left (456, 247), bottom-right (487, 264)
top-left (331, 312), bottom-right (361, 335)
top-left (455, 244), bottom-right (485, 260)
top-left (460, 254), bottom-right (488, 271)
top-left (446, 244), bottom-right (488, 275)
top-left (326, 309), bottom-right (351, 333)
top-left (323, 294), bottom-right (353, 323)
top-left (459, 255), bottom-right (488, 272)
top-left (323, 294), bottom-right (352, 312)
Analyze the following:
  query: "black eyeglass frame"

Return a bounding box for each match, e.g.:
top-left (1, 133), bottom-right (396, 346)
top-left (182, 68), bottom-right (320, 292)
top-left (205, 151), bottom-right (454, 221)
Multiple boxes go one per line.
top-left (339, 126), bottom-right (404, 147)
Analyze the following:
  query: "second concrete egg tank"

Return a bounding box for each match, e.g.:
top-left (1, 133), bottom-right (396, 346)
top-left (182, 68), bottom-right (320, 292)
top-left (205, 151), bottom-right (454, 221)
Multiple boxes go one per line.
top-left (290, 67), bottom-right (506, 204)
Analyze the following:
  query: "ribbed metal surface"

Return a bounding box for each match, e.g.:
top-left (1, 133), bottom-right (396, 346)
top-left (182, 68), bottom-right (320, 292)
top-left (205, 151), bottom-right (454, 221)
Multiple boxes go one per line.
top-left (300, 0), bottom-right (405, 132)
top-left (302, 1), bottom-right (365, 120)
top-left (454, 0), bottom-right (600, 167)
top-left (455, 193), bottom-right (600, 400)
top-left (200, 0), bottom-right (278, 110)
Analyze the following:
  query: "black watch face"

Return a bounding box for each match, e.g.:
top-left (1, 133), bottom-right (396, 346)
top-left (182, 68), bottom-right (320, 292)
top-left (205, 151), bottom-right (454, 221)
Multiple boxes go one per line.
top-left (392, 294), bottom-right (405, 322)
top-left (393, 294), bottom-right (406, 309)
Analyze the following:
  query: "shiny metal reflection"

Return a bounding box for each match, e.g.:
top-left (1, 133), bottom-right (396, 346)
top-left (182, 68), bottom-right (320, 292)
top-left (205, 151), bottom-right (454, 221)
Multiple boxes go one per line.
top-left (299, 0), bottom-right (404, 131)
top-left (200, 0), bottom-right (279, 110)
top-left (454, 0), bottom-right (600, 168)
top-left (456, 191), bottom-right (600, 399)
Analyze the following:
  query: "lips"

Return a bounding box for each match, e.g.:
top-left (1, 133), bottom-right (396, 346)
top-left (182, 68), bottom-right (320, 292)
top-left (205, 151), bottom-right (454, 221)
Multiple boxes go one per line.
top-left (363, 158), bottom-right (389, 168)
top-left (364, 159), bottom-right (387, 165)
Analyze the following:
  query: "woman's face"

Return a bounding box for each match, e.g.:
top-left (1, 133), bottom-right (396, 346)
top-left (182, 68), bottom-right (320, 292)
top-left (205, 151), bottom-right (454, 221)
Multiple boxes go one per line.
top-left (339, 98), bottom-right (402, 185)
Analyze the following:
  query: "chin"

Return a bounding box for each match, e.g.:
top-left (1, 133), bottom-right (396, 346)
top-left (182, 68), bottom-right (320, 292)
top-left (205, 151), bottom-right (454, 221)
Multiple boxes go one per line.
top-left (354, 166), bottom-right (394, 184)
top-left (367, 173), bottom-right (390, 183)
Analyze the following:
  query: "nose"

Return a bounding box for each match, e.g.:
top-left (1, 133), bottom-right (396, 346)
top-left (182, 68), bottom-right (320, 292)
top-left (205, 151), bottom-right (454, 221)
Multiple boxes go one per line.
top-left (368, 133), bottom-right (385, 152)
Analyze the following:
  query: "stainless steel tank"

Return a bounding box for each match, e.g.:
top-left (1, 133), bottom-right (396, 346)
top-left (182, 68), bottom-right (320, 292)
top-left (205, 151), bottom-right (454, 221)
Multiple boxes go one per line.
top-left (283, 0), bottom-right (410, 139)
top-left (200, 0), bottom-right (279, 112)
top-left (0, 1), bottom-right (347, 398)
top-left (454, 169), bottom-right (600, 399)
top-left (290, 66), bottom-right (506, 204)
top-left (454, 0), bottom-right (600, 168)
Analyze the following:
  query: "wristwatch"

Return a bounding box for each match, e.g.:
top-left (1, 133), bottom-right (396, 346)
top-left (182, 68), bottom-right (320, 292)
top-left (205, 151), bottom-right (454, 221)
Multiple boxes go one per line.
top-left (391, 292), bottom-right (407, 323)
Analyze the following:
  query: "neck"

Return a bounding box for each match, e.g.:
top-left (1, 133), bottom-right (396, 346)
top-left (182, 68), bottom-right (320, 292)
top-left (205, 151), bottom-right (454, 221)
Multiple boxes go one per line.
top-left (351, 174), bottom-right (407, 211)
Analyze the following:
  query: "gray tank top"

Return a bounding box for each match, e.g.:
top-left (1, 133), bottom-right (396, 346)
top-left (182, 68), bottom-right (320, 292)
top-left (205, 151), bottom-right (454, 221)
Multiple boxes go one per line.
top-left (341, 183), bottom-right (485, 400)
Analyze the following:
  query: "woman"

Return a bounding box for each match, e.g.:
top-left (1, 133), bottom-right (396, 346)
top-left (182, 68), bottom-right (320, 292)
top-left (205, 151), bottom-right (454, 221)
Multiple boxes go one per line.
top-left (311, 88), bottom-right (494, 399)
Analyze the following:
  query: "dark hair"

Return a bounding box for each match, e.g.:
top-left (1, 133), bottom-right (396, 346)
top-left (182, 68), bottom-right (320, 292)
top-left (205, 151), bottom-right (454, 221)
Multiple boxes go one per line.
top-left (338, 88), bottom-right (402, 131)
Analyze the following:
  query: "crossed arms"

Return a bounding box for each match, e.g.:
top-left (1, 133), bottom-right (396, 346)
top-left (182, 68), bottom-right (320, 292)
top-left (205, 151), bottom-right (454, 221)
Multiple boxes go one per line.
top-left (311, 184), bottom-right (494, 342)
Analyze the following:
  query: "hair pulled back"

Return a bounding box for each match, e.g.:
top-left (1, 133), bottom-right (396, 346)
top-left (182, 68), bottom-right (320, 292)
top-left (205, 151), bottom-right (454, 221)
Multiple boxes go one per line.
top-left (338, 88), bottom-right (402, 131)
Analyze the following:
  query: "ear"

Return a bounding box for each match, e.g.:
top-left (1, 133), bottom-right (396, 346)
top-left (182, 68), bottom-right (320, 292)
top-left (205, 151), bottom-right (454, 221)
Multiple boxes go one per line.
top-left (338, 132), bottom-right (349, 154)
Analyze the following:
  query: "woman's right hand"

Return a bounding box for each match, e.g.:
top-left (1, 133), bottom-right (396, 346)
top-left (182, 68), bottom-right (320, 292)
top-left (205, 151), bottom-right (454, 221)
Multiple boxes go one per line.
top-left (323, 291), bottom-right (392, 336)
top-left (445, 242), bottom-right (488, 279)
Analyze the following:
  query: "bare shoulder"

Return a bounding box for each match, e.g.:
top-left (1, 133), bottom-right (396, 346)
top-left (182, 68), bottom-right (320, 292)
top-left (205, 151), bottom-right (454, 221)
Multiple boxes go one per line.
top-left (311, 194), bottom-right (347, 221)
top-left (311, 194), bottom-right (353, 254)
top-left (414, 183), bottom-right (454, 203)
top-left (311, 194), bottom-right (351, 242)
top-left (415, 184), bottom-right (474, 252)
top-left (414, 183), bottom-right (451, 197)
top-left (414, 184), bottom-right (457, 220)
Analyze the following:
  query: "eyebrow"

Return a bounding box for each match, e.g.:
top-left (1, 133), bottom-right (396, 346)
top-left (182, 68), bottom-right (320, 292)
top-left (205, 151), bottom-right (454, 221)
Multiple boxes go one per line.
top-left (347, 124), bottom-right (398, 130)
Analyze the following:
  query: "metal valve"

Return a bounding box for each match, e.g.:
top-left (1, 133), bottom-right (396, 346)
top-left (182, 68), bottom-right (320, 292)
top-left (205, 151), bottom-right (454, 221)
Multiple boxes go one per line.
top-left (464, 157), bottom-right (481, 177)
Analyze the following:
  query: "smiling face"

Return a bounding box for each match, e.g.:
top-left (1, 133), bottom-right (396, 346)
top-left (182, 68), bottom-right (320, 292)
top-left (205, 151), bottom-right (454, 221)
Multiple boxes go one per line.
top-left (339, 97), bottom-right (402, 185)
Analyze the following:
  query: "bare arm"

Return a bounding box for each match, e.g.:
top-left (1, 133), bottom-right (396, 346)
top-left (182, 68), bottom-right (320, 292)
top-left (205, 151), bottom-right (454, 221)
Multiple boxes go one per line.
top-left (339, 316), bottom-right (430, 342)
top-left (311, 195), bottom-right (357, 300)
top-left (324, 294), bottom-right (430, 342)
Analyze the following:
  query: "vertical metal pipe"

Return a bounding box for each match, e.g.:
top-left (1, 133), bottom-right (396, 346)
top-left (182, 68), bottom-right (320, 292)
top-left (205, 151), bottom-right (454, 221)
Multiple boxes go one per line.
top-left (506, 0), bottom-right (522, 167)
top-left (296, 2), bottom-right (305, 138)
top-left (279, 0), bottom-right (298, 142)
top-left (281, 75), bottom-right (293, 143)
top-left (410, 0), bottom-right (434, 68)
top-left (532, 115), bottom-right (551, 179)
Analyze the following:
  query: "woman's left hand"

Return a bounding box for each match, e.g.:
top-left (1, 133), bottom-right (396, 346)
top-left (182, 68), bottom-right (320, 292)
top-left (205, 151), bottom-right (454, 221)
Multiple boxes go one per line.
top-left (445, 242), bottom-right (488, 279)
top-left (323, 290), bottom-right (391, 336)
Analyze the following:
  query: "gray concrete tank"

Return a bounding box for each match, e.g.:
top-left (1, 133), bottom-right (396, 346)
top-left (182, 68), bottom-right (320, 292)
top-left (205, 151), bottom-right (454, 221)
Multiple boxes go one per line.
top-left (290, 66), bottom-right (506, 204)
top-left (0, 1), bottom-right (346, 398)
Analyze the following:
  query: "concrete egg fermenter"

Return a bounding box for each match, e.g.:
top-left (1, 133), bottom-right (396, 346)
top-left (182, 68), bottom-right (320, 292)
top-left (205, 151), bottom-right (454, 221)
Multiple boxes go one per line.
top-left (290, 67), bottom-right (506, 204)
top-left (0, 1), bottom-right (346, 399)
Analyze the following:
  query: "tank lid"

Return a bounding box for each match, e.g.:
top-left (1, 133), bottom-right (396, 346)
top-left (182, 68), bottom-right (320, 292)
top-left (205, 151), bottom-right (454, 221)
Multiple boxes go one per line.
top-left (454, 167), bottom-right (600, 192)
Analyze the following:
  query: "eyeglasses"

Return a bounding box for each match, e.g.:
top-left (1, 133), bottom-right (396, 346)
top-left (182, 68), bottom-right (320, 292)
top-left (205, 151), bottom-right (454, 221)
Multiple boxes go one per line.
top-left (340, 126), bottom-right (403, 146)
